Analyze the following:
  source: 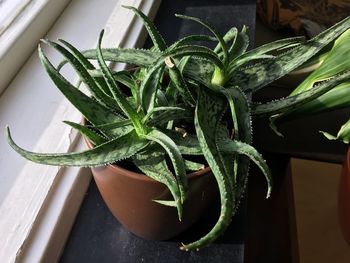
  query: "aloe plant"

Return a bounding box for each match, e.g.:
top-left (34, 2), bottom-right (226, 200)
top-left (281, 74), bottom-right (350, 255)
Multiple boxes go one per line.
top-left (6, 6), bottom-right (350, 251)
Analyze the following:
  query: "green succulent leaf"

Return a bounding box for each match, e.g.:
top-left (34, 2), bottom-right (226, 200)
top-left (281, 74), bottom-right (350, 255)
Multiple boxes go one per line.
top-left (6, 127), bottom-right (148, 167)
top-left (88, 69), bottom-right (136, 97)
top-left (175, 14), bottom-right (228, 65)
top-left (182, 57), bottom-right (214, 86)
top-left (228, 54), bottom-right (275, 76)
top-left (169, 34), bottom-right (217, 50)
top-left (184, 159), bottom-right (205, 171)
top-left (230, 16), bottom-right (350, 92)
top-left (162, 129), bottom-right (202, 155)
top-left (220, 86), bottom-right (252, 199)
top-left (228, 25), bottom-right (249, 60)
top-left (152, 200), bottom-right (178, 207)
top-left (38, 44), bottom-right (121, 126)
top-left (166, 45), bottom-right (224, 70)
top-left (252, 70), bottom-right (350, 116)
top-left (143, 106), bottom-right (191, 126)
top-left (142, 129), bottom-right (188, 204)
top-left (93, 120), bottom-right (133, 138)
top-left (242, 36), bottom-right (305, 58)
top-left (58, 48), bottom-right (161, 70)
top-left (59, 39), bottom-right (114, 97)
top-left (270, 82), bottom-right (350, 125)
top-left (123, 5), bottom-right (167, 51)
top-left (166, 56), bottom-right (195, 104)
top-left (42, 39), bottom-right (120, 112)
top-left (181, 89), bottom-right (234, 251)
top-left (96, 30), bottom-right (147, 135)
top-left (139, 63), bottom-right (164, 113)
top-left (63, 121), bottom-right (106, 145)
top-left (214, 27), bottom-right (238, 55)
top-left (133, 148), bottom-right (183, 219)
top-left (219, 139), bottom-right (272, 198)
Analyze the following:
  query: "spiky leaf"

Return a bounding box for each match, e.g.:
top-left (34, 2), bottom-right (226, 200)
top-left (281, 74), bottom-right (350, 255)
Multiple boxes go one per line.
top-left (123, 5), bottom-right (167, 51)
top-left (230, 16), bottom-right (350, 92)
top-left (219, 139), bottom-right (272, 198)
top-left (142, 129), bottom-right (188, 204)
top-left (6, 128), bottom-right (148, 167)
top-left (181, 89), bottom-right (234, 251)
top-left (63, 121), bottom-right (106, 145)
top-left (38, 45), bottom-right (120, 126)
top-left (58, 48), bottom-right (161, 70)
top-left (133, 148), bottom-right (183, 219)
top-left (252, 70), bottom-right (350, 116)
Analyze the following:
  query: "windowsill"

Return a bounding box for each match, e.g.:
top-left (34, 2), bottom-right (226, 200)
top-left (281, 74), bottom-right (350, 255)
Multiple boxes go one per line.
top-left (0, 0), bottom-right (72, 94)
top-left (0, 0), bottom-right (160, 262)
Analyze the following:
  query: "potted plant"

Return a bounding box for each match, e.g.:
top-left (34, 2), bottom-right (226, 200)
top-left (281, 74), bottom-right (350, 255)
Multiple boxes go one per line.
top-left (320, 120), bottom-right (350, 245)
top-left (5, 6), bottom-right (350, 251)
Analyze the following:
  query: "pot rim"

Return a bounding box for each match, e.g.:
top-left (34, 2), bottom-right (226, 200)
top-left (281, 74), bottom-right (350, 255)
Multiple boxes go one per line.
top-left (83, 135), bottom-right (210, 182)
top-left (346, 147), bottom-right (350, 170)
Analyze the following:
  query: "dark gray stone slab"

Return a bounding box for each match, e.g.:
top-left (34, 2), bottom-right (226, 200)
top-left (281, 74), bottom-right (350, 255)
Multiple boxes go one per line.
top-left (59, 181), bottom-right (244, 263)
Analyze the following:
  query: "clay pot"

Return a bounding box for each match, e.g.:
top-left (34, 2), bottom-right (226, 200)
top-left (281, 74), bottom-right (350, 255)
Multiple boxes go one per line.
top-left (85, 139), bottom-right (218, 240)
top-left (339, 147), bottom-right (350, 245)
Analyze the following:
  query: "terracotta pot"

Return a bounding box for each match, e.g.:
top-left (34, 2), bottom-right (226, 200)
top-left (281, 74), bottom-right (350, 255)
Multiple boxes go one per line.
top-left (339, 147), bottom-right (350, 245)
top-left (85, 138), bottom-right (218, 240)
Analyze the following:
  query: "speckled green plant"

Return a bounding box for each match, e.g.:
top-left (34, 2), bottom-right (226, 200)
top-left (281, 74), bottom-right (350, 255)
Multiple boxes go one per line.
top-left (6, 6), bottom-right (350, 251)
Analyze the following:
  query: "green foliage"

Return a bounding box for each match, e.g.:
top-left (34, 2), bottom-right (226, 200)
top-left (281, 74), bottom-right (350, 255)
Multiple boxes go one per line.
top-left (321, 119), bottom-right (350, 144)
top-left (5, 6), bottom-right (350, 251)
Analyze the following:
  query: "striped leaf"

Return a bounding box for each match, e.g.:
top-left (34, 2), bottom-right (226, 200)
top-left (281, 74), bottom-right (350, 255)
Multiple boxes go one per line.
top-left (139, 63), bottom-right (164, 113)
top-left (252, 70), bottom-right (350, 116)
top-left (181, 89), bottom-right (234, 251)
top-left (166, 56), bottom-right (195, 104)
top-left (42, 40), bottom-right (119, 112)
top-left (220, 86), bottom-right (252, 199)
top-left (63, 121), bottom-right (106, 145)
top-left (175, 14), bottom-right (228, 65)
top-left (184, 159), bottom-right (205, 171)
top-left (96, 31), bottom-right (147, 135)
top-left (169, 34), bottom-right (216, 50)
top-left (214, 27), bottom-right (238, 54)
top-left (6, 128), bottom-right (148, 167)
top-left (166, 45), bottom-right (224, 70)
top-left (230, 16), bottom-right (350, 93)
top-left (162, 129), bottom-right (202, 155)
top-left (58, 48), bottom-right (161, 70)
top-left (219, 139), bottom-right (272, 198)
top-left (123, 5), bottom-right (167, 51)
top-left (38, 45), bottom-right (120, 126)
top-left (142, 129), bottom-right (188, 204)
top-left (133, 147), bottom-right (183, 219)
top-left (143, 106), bottom-right (191, 126)
top-left (290, 29), bottom-right (350, 95)
top-left (270, 82), bottom-right (350, 125)
top-left (228, 25), bottom-right (249, 60)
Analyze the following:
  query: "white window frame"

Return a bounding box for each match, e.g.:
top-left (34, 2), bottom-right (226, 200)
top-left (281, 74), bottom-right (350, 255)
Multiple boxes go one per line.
top-left (0, 0), bottom-right (161, 262)
top-left (0, 0), bottom-right (72, 94)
